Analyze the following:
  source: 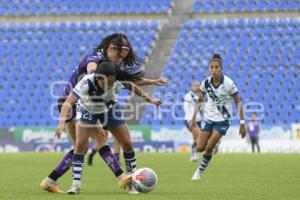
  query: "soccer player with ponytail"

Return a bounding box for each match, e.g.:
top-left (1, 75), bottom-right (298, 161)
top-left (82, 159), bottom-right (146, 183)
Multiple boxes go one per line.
top-left (191, 53), bottom-right (246, 180)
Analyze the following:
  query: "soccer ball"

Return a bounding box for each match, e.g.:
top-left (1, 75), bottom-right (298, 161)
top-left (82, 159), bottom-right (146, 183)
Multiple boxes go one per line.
top-left (132, 167), bottom-right (158, 193)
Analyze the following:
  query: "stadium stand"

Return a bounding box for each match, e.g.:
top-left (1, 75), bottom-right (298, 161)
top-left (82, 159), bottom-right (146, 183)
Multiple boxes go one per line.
top-left (0, 0), bottom-right (174, 15)
top-left (192, 0), bottom-right (300, 13)
top-left (0, 21), bottom-right (160, 126)
top-left (0, 0), bottom-right (299, 128)
top-left (140, 18), bottom-right (300, 126)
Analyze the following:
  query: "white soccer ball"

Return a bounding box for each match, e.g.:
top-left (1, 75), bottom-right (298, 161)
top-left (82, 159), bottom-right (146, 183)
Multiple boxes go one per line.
top-left (132, 167), bottom-right (158, 193)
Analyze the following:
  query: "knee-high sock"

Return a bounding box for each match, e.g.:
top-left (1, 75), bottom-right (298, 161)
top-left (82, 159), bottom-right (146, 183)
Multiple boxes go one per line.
top-left (123, 151), bottom-right (137, 173)
top-left (198, 153), bottom-right (212, 174)
top-left (191, 143), bottom-right (197, 157)
top-left (72, 153), bottom-right (84, 186)
top-left (48, 149), bottom-right (74, 181)
top-left (98, 145), bottom-right (123, 177)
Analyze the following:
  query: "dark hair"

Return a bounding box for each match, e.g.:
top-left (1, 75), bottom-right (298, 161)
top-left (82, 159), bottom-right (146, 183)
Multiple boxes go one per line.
top-left (95, 61), bottom-right (117, 78)
top-left (210, 53), bottom-right (223, 67)
top-left (212, 53), bottom-right (222, 60)
top-left (95, 33), bottom-right (143, 67)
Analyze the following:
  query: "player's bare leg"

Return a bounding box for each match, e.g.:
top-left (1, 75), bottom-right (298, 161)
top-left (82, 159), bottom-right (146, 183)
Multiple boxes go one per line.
top-left (192, 131), bottom-right (222, 180)
top-left (87, 130), bottom-right (108, 166)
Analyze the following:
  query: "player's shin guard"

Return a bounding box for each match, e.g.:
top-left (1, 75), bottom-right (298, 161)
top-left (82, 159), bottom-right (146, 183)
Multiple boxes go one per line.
top-left (98, 145), bottom-right (123, 177)
top-left (123, 151), bottom-right (136, 173)
top-left (72, 153), bottom-right (84, 186)
top-left (198, 153), bottom-right (212, 174)
top-left (49, 149), bottom-right (74, 181)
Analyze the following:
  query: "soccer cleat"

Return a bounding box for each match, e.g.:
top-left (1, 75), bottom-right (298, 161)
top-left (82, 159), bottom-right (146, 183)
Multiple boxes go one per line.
top-left (191, 168), bottom-right (201, 181)
top-left (118, 173), bottom-right (132, 189)
top-left (66, 183), bottom-right (81, 195)
top-left (128, 184), bottom-right (139, 194)
top-left (40, 177), bottom-right (64, 193)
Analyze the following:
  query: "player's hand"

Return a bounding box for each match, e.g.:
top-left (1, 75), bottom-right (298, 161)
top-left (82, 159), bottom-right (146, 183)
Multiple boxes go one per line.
top-left (148, 98), bottom-right (162, 106)
top-left (55, 122), bottom-right (65, 139)
top-left (239, 124), bottom-right (246, 138)
top-left (189, 120), bottom-right (197, 129)
top-left (154, 77), bottom-right (168, 86)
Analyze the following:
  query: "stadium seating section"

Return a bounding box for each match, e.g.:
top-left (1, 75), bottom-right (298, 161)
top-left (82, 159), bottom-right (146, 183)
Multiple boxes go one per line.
top-left (0, 1), bottom-right (299, 127)
top-left (140, 18), bottom-right (300, 126)
top-left (0, 21), bottom-right (160, 126)
top-left (192, 0), bottom-right (300, 12)
top-left (0, 0), bottom-right (174, 15)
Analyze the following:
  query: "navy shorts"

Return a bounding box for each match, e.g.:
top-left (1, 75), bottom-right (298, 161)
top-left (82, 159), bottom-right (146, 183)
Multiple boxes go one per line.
top-left (76, 104), bottom-right (126, 129)
top-left (200, 119), bottom-right (230, 136)
top-left (184, 120), bottom-right (201, 131)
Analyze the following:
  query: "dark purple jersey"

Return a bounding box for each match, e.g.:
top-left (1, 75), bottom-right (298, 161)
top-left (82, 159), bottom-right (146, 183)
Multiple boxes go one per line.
top-left (62, 50), bottom-right (105, 96)
top-left (62, 49), bottom-right (144, 97)
top-left (247, 121), bottom-right (260, 137)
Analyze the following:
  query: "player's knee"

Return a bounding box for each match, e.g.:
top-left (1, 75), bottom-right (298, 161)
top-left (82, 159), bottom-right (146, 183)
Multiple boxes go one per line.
top-left (75, 141), bottom-right (87, 154)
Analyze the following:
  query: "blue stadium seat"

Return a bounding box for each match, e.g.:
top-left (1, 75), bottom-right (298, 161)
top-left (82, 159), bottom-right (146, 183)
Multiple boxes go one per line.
top-left (141, 18), bottom-right (300, 126)
top-left (192, 0), bottom-right (300, 12)
top-left (0, 0), bottom-right (174, 15)
top-left (0, 21), bottom-right (160, 127)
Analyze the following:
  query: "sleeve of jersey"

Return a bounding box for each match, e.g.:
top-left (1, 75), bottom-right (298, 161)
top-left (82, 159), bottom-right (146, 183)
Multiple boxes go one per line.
top-left (72, 78), bottom-right (89, 99)
top-left (86, 53), bottom-right (102, 64)
top-left (200, 81), bottom-right (207, 93)
top-left (230, 80), bottom-right (238, 96)
top-left (183, 94), bottom-right (190, 113)
top-left (183, 95), bottom-right (194, 120)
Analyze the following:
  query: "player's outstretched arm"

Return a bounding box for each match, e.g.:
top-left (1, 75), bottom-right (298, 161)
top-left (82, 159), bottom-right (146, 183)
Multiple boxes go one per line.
top-left (56, 95), bottom-right (78, 139)
top-left (133, 77), bottom-right (168, 86)
top-left (123, 82), bottom-right (162, 106)
top-left (233, 94), bottom-right (246, 138)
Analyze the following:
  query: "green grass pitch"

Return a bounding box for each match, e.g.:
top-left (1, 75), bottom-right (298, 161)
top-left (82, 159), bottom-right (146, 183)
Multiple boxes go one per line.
top-left (0, 153), bottom-right (299, 200)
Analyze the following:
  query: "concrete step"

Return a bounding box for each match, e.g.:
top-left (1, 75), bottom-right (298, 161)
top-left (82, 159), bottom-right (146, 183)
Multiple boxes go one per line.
top-left (127, 0), bottom-right (195, 124)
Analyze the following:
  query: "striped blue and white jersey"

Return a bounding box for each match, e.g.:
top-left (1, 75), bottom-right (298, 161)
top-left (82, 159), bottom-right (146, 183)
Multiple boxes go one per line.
top-left (72, 74), bottom-right (124, 114)
top-left (200, 74), bottom-right (238, 122)
top-left (183, 91), bottom-right (201, 121)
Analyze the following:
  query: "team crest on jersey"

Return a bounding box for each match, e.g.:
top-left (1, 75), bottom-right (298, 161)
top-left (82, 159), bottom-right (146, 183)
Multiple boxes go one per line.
top-left (79, 79), bottom-right (88, 88)
top-left (82, 80), bottom-right (88, 85)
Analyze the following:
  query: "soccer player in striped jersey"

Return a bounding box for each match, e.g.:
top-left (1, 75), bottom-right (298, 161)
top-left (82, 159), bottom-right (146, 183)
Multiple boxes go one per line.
top-left (56, 61), bottom-right (161, 194)
top-left (191, 53), bottom-right (246, 180)
top-left (40, 33), bottom-right (167, 194)
top-left (183, 82), bottom-right (201, 161)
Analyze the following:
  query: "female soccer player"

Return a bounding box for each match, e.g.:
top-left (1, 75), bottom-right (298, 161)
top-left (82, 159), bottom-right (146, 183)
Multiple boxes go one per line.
top-left (41, 33), bottom-right (167, 193)
top-left (183, 82), bottom-right (201, 161)
top-left (55, 61), bottom-right (161, 194)
top-left (190, 53), bottom-right (246, 180)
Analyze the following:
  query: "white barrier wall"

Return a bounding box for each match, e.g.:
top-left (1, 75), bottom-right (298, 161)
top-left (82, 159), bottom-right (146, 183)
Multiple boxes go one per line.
top-left (1, 124), bottom-right (300, 153)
